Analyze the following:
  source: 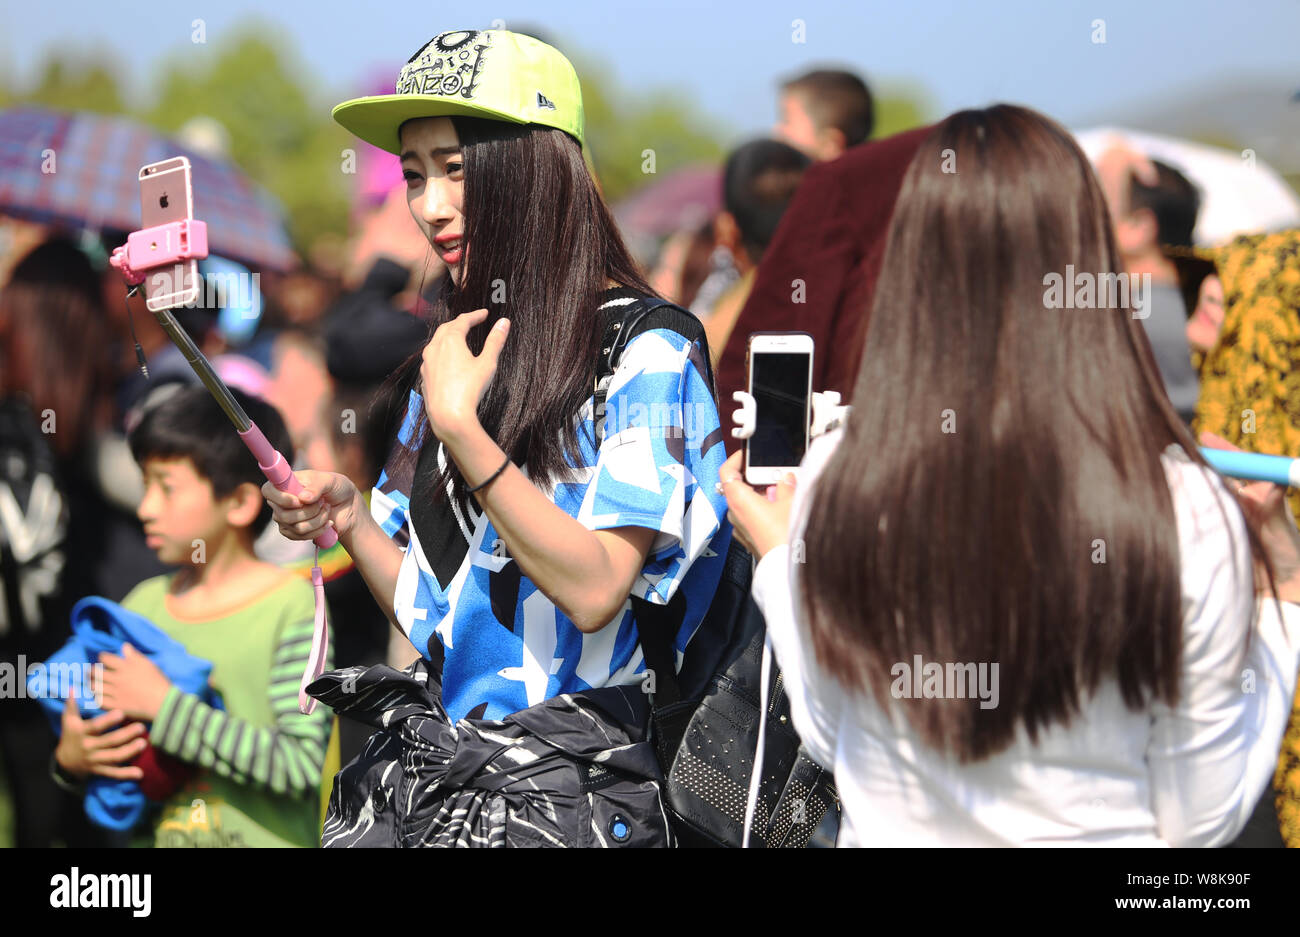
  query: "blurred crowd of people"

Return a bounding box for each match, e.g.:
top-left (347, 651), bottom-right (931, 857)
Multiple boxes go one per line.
top-left (2, 33), bottom-right (1299, 849)
top-left (0, 178), bottom-right (437, 844)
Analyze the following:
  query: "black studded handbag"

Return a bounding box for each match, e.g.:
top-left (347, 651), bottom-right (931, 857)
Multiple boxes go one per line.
top-left (598, 297), bottom-right (841, 848)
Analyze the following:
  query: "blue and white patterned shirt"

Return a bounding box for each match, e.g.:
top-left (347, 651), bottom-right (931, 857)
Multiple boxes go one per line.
top-left (370, 291), bottom-right (732, 724)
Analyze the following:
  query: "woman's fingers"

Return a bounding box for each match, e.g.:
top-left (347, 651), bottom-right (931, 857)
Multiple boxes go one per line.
top-left (717, 453), bottom-right (767, 514)
top-left (269, 497), bottom-right (328, 527)
top-left (720, 449), bottom-right (744, 483)
top-left (723, 473), bottom-right (767, 511)
top-left (270, 501), bottom-right (329, 539)
top-left (717, 449), bottom-right (796, 560)
top-left (1198, 431), bottom-right (1240, 453)
top-left (434, 307), bottom-right (490, 340)
top-left (1095, 143), bottom-right (1158, 209)
top-left (1243, 481), bottom-right (1280, 506)
top-left (479, 317), bottom-right (510, 367)
top-left (262, 471), bottom-right (345, 541)
top-left (1196, 433), bottom-right (1292, 525)
top-left (262, 479), bottom-right (305, 509)
top-left (455, 307), bottom-right (491, 330)
top-left (261, 471), bottom-right (335, 508)
top-left (280, 513), bottom-right (332, 540)
top-left (269, 496), bottom-right (329, 540)
top-left (764, 473), bottom-right (797, 503)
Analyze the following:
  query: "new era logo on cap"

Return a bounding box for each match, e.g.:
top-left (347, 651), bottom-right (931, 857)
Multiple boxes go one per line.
top-left (536, 91), bottom-right (556, 110)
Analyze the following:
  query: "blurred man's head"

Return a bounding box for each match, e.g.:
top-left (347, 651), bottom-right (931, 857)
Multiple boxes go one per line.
top-left (775, 69), bottom-right (873, 161)
top-left (715, 139), bottom-right (812, 272)
top-left (1116, 159), bottom-right (1200, 260)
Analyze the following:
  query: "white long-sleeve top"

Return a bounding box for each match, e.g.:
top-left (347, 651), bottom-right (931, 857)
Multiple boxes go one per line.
top-left (751, 428), bottom-right (1300, 846)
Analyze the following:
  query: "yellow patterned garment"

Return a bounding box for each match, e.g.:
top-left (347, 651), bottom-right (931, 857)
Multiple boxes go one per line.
top-left (1191, 228), bottom-right (1300, 846)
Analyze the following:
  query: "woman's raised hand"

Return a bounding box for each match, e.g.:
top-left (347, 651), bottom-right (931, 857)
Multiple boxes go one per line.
top-left (262, 470), bottom-right (362, 543)
top-left (718, 449), bottom-right (797, 561)
top-left (1200, 431), bottom-right (1300, 601)
top-left (420, 308), bottom-right (510, 442)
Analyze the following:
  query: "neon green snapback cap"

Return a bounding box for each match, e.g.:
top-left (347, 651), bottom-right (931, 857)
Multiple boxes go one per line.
top-left (333, 29), bottom-right (585, 154)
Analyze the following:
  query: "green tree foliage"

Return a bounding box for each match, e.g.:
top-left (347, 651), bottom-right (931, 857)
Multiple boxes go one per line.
top-left (0, 22), bottom-right (931, 257)
top-left (1, 24), bottom-right (350, 259)
top-left (140, 22), bottom-right (352, 256)
top-left (870, 84), bottom-right (932, 140)
top-left (575, 56), bottom-right (728, 203)
top-left (21, 55), bottom-right (127, 115)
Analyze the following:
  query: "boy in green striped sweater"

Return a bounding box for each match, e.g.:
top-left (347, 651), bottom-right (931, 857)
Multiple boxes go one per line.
top-left (54, 385), bottom-right (331, 847)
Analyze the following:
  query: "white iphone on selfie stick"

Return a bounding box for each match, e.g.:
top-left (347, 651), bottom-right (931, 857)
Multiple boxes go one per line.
top-left (744, 332), bottom-right (814, 486)
top-left (138, 157), bottom-right (201, 312)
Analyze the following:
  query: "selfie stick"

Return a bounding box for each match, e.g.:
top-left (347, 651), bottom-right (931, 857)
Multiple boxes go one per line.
top-left (111, 218), bottom-right (333, 714)
top-left (109, 224), bottom-right (337, 551)
top-left (1199, 448), bottom-right (1300, 488)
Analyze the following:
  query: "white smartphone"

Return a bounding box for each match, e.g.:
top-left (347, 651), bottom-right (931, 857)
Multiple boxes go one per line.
top-left (744, 332), bottom-right (814, 486)
top-left (138, 156), bottom-right (199, 312)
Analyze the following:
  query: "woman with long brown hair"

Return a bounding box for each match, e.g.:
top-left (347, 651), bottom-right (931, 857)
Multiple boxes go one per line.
top-left (263, 29), bottom-right (732, 846)
top-left (722, 104), bottom-right (1299, 846)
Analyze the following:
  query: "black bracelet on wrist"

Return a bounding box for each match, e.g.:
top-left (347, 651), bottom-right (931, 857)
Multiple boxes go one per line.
top-left (466, 454), bottom-right (511, 494)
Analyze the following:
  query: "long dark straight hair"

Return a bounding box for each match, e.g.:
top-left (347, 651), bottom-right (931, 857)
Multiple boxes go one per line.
top-left (0, 237), bottom-right (112, 458)
top-left (377, 116), bottom-right (657, 505)
top-left (797, 104), bottom-right (1267, 763)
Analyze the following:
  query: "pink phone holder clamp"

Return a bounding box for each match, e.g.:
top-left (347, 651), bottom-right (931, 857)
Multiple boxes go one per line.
top-left (109, 219), bottom-right (209, 285)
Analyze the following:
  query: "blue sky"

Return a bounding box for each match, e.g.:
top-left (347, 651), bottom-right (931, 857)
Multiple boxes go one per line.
top-left (2, 0), bottom-right (1296, 143)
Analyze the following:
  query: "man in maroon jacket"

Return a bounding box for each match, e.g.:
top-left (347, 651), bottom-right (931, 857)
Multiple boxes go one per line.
top-left (715, 124), bottom-right (934, 454)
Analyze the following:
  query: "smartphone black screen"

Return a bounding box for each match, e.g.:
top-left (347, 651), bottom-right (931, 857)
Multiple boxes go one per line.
top-left (748, 351), bottom-right (811, 467)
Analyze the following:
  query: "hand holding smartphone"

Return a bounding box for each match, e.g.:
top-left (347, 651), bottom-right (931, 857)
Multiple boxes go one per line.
top-left (744, 332), bottom-right (814, 486)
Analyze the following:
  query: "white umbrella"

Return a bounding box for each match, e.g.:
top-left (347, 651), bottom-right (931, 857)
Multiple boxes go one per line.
top-left (1073, 126), bottom-right (1300, 247)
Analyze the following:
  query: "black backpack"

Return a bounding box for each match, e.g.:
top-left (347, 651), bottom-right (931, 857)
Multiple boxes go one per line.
top-left (595, 296), bottom-right (840, 848)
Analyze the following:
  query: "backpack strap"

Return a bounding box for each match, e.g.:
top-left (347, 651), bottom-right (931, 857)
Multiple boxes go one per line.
top-left (594, 297), bottom-right (716, 427)
top-left (595, 296), bottom-right (716, 710)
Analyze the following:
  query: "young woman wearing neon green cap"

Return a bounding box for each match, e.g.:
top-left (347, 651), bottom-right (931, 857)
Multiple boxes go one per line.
top-left (262, 29), bottom-right (732, 847)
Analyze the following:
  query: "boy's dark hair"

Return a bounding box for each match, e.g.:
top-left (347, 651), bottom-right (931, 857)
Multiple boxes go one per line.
top-left (723, 139), bottom-right (812, 262)
top-left (1129, 159), bottom-right (1200, 249)
top-left (129, 384), bottom-right (293, 538)
top-left (782, 69), bottom-right (874, 146)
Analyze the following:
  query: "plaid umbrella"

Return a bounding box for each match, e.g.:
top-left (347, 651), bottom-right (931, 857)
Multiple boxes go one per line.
top-left (612, 165), bottom-right (722, 239)
top-left (0, 107), bottom-right (296, 271)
